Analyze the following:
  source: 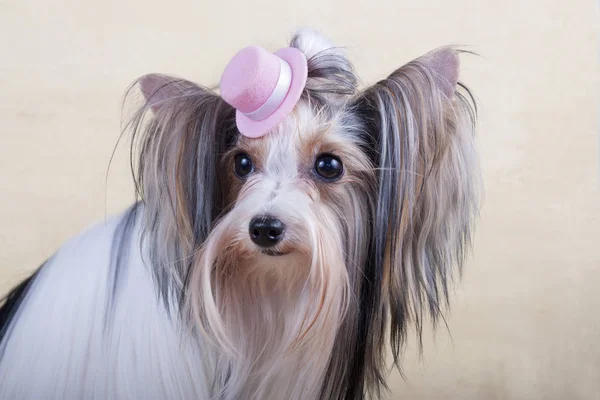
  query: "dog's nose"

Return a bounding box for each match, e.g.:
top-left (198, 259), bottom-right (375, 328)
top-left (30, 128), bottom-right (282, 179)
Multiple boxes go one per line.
top-left (249, 216), bottom-right (285, 248)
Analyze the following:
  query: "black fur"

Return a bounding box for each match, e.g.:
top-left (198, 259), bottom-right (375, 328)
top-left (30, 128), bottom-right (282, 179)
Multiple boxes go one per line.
top-left (0, 266), bottom-right (42, 348)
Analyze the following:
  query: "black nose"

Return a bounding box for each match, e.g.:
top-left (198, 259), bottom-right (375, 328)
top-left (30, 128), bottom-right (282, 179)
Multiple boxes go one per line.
top-left (249, 216), bottom-right (285, 248)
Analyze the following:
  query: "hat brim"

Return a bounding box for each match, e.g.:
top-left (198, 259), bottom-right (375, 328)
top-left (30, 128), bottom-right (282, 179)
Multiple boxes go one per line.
top-left (235, 47), bottom-right (308, 138)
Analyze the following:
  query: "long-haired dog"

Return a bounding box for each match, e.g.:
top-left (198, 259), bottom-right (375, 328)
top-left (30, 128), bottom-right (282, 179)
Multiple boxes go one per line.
top-left (0, 29), bottom-right (480, 399)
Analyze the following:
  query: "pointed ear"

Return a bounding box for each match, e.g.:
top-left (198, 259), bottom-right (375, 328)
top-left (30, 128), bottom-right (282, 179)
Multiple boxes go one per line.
top-left (355, 48), bottom-right (481, 360)
top-left (418, 47), bottom-right (460, 98)
top-left (139, 73), bottom-right (196, 113)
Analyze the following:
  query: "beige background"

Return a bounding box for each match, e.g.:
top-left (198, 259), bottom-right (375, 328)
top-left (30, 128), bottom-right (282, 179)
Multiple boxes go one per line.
top-left (1, 0), bottom-right (599, 398)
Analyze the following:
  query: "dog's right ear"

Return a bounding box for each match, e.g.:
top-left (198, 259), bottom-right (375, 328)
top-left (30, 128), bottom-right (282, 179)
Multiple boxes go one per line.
top-left (126, 73), bottom-right (236, 305)
top-left (139, 74), bottom-right (198, 113)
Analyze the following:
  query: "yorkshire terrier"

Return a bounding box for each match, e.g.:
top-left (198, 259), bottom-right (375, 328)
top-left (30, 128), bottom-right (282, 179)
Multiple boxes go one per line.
top-left (0, 28), bottom-right (480, 399)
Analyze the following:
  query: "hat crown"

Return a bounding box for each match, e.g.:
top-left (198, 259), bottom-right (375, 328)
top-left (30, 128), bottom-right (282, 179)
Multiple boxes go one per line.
top-left (219, 45), bottom-right (308, 138)
top-left (220, 46), bottom-right (283, 114)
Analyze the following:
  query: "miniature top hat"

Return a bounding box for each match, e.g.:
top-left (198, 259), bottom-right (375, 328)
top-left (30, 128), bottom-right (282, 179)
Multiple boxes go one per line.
top-left (220, 45), bottom-right (308, 138)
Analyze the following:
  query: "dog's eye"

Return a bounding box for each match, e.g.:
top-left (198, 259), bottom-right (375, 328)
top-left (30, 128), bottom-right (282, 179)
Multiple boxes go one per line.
top-left (234, 153), bottom-right (254, 178)
top-left (314, 154), bottom-right (343, 181)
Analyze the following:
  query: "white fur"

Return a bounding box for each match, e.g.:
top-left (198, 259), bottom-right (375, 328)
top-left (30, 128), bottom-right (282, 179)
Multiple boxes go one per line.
top-left (0, 211), bottom-right (211, 399)
top-left (0, 106), bottom-right (352, 399)
top-left (292, 28), bottom-right (340, 58)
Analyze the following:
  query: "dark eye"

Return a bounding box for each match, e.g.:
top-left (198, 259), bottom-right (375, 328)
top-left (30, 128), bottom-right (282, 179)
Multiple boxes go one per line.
top-left (314, 154), bottom-right (343, 181)
top-left (234, 153), bottom-right (254, 178)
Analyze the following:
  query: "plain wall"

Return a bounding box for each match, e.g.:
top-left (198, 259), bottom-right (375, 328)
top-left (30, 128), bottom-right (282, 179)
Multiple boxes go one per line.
top-left (1, 1), bottom-right (598, 398)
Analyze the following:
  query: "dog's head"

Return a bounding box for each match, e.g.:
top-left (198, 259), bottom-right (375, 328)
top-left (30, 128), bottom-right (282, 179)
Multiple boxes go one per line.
top-left (127, 28), bottom-right (480, 399)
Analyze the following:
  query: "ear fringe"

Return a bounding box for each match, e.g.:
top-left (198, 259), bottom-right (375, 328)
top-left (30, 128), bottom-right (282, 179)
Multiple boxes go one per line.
top-left (354, 47), bottom-right (481, 396)
top-left (117, 75), bottom-right (236, 309)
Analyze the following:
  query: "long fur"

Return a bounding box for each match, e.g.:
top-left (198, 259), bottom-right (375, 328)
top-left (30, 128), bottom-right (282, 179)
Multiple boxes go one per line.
top-left (0, 28), bottom-right (480, 399)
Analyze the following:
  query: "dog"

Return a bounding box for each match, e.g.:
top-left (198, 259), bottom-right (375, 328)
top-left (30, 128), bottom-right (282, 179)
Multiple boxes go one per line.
top-left (0, 28), bottom-right (481, 399)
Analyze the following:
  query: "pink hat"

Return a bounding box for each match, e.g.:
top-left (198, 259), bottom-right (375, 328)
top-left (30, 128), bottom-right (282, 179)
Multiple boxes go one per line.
top-left (220, 46), bottom-right (308, 138)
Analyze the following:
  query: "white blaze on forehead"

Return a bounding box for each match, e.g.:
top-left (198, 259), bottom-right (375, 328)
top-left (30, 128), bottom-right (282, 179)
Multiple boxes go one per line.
top-left (263, 128), bottom-right (298, 181)
top-left (263, 103), bottom-right (317, 180)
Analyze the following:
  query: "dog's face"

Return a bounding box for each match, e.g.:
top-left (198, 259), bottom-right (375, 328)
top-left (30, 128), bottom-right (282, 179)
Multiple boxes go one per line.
top-left (219, 103), bottom-right (371, 271)
top-left (130, 29), bottom-right (480, 400)
top-left (184, 104), bottom-right (374, 398)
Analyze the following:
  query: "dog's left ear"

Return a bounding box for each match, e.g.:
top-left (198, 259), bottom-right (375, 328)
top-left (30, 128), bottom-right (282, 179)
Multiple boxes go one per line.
top-left (355, 48), bottom-right (481, 359)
